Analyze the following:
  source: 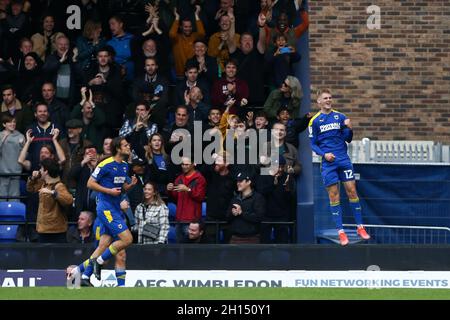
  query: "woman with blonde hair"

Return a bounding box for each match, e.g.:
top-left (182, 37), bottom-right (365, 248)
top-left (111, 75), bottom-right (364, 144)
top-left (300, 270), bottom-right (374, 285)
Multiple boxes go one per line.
top-left (263, 75), bottom-right (302, 119)
top-left (133, 181), bottom-right (169, 244)
top-left (75, 20), bottom-right (107, 71)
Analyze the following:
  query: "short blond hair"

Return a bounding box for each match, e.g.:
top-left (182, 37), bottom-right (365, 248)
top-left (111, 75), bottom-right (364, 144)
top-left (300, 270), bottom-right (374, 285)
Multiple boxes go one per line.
top-left (316, 88), bottom-right (332, 99)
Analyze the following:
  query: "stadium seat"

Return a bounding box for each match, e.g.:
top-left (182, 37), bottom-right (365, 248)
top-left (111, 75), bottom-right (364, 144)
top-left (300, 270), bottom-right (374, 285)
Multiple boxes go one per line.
top-left (201, 202), bottom-right (206, 217)
top-left (167, 202), bottom-right (177, 221)
top-left (168, 225), bottom-right (177, 244)
top-left (0, 202), bottom-right (26, 221)
top-left (0, 202), bottom-right (26, 243)
top-left (0, 225), bottom-right (19, 243)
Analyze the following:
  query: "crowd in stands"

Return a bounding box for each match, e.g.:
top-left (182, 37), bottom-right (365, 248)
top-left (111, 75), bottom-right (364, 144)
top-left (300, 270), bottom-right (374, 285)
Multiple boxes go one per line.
top-left (0, 0), bottom-right (310, 244)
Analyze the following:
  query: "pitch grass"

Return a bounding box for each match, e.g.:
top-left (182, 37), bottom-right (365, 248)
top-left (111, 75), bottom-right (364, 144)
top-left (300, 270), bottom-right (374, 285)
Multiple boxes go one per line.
top-left (1, 287), bottom-right (450, 300)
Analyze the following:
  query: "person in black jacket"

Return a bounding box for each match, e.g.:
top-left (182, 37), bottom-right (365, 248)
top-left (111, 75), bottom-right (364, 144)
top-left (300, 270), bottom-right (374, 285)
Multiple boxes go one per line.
top-left (42, 35), bottom-right (79, 107)
top-left (83, 46), bottom-right (124, 136)
top-left (125, 157), bottom-right (147, 213)
top-left (118, 101), bottom-right (158, 161)
top-left (14, 52), bottom-right (43, 105)
top-left (276, 106), bottom-right (311, 148)
top-left (130, 56), bottom-right (169, 129)
top-left (256, 156), bottom-right (296, 243)
top-left (227, 171), bottom-right (265, 244)
top-left (162, 105), bottom-right (193, 155)
top-left (199, 151), bottom-right (235, 243)
top-left (66, 210), bottom-right (95, 244)
top-left (41, 82), bottom-right (70, 133)
top-left (185, 39), bottom-right (218, 85)
top-left (69, 145), bottom-right (98, 220)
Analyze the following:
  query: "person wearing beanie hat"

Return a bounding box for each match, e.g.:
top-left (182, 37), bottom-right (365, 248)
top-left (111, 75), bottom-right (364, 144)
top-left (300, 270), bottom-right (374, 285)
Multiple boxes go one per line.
top-left (24, 52), bottom-right (43, 68)
top-left (15, 52), bottom-right (44, 104)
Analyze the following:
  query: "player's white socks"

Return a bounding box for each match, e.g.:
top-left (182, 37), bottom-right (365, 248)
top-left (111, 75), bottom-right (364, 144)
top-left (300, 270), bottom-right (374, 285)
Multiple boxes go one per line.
top-left (97, 256), bottom-right (105, 265)
top-left (68, 266), bottom-right (80, 279)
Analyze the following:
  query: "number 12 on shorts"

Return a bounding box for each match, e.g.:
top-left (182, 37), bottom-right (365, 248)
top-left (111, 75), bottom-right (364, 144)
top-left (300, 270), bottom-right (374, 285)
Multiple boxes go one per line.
top-left (344, 170), bottom-right (354, 179)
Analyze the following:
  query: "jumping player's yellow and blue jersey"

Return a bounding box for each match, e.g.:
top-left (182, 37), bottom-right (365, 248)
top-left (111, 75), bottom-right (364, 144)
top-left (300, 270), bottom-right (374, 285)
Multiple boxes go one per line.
top-left (309, 110), bottom-right (355, 186)
top-left (91, 157), bottom-right (131, 236)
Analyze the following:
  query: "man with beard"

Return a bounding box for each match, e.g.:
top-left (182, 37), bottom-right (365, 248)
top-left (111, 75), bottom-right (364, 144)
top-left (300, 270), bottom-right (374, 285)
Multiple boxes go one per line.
top-left (131, 57), bottom-right (169, 129)
top-left (0, 85), bottom-right (33, 133)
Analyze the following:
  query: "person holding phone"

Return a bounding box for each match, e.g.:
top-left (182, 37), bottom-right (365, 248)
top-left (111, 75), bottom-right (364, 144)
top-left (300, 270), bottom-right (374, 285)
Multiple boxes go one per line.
top-left (265, 33), bottom-right (301, 87)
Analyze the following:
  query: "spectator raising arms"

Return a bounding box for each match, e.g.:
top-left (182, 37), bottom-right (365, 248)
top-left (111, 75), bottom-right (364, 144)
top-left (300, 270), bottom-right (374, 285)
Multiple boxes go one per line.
top-left (26, 157), bottom-right (73, 243)
top-left (169, 5), bottom-right (205, 79)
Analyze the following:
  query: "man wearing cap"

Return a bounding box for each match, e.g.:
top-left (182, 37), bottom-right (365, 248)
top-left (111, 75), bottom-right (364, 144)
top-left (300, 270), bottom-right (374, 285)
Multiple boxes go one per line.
top-left (185, 39), bottom-right (219, 85)
top-left (227, 172), bottom-right (265, 244)
top-left (59, 118), bottom-right (93, 189)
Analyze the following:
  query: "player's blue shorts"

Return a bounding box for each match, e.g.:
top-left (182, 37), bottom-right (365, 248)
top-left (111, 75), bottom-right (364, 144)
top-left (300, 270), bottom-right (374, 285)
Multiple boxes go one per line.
top-left (93, 217), bottom-right (120, 247)
top-left (321, 156), bottom-right (355, 187)
top-left (95, 204), bottom-right (129, 239)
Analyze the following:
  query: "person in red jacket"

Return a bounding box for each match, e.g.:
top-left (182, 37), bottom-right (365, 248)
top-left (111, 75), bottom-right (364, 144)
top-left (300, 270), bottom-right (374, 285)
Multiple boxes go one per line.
top-left (167, 156), bottom-right (206, 242)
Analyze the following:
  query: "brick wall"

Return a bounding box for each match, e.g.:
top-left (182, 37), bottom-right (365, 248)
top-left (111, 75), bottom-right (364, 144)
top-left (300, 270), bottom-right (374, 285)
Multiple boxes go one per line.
top-left (309, 1), bottom-right (450, 143)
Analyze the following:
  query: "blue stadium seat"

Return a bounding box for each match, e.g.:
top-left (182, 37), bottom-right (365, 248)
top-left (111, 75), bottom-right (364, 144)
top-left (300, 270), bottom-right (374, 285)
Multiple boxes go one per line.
top-left (0, 202), bottom-right (26, 221)
top-left (168, 225), bottom-right (177, 244)
top-left (201, 202), bottom-right (206, 217)
top-left (167, 202), bottom-right (177, 221)
top-left (0, 225), bottom-right (19, 243)
top-left (0, 202), bottom-right (26, 243)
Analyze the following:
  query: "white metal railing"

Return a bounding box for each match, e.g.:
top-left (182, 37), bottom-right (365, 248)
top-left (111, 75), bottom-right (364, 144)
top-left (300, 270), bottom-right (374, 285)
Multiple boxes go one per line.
top-left (312, 139), bottom-right (450, 164)
top-left (343, 223), bottom-right (450, 244)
